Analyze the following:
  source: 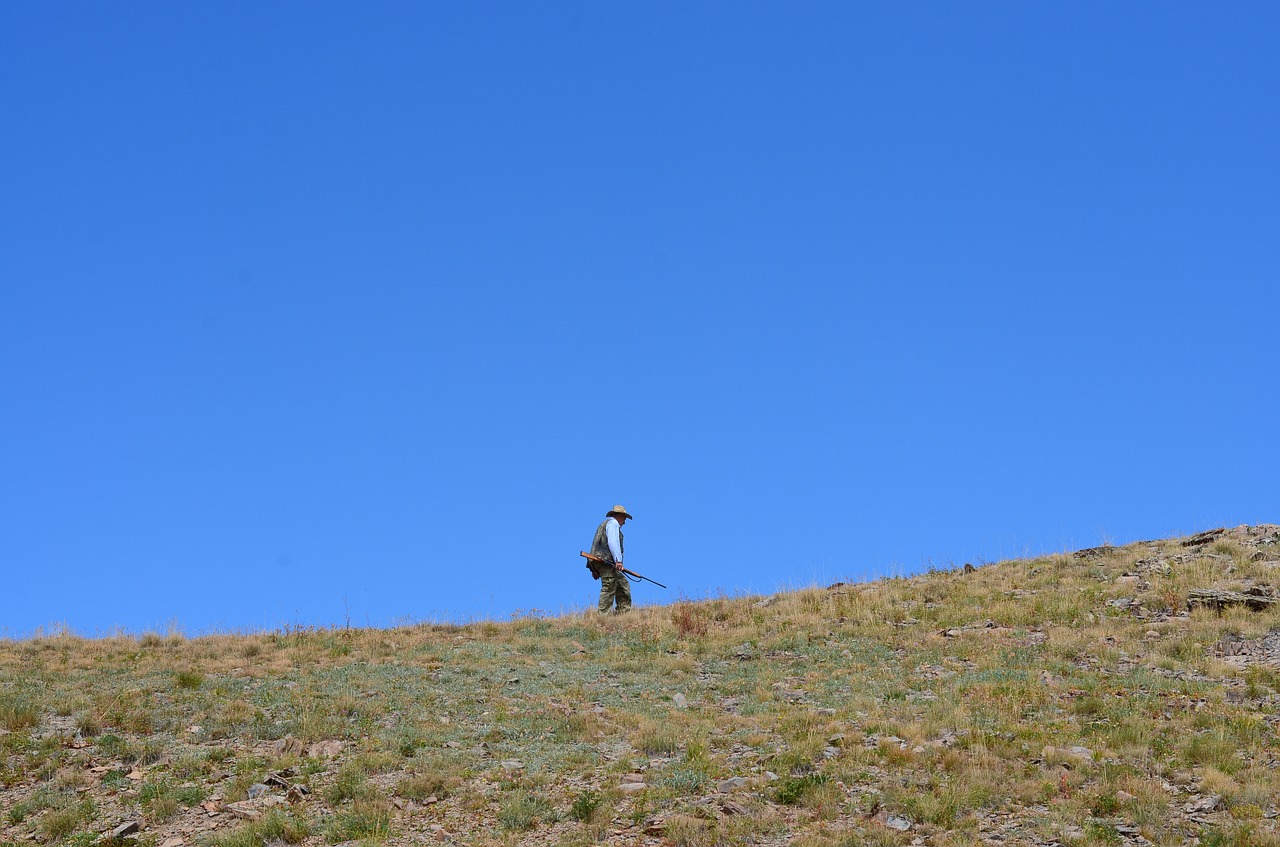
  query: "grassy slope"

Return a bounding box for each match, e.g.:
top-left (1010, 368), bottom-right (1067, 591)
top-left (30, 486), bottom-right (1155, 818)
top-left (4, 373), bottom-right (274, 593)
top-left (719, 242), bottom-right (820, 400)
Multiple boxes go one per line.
top-left (2, 526), bottom-right (1279, 847)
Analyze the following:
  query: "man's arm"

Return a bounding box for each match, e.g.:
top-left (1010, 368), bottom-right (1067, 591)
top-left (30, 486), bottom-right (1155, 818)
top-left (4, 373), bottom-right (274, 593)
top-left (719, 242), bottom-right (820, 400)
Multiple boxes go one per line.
top-left (604, 518), bottom-right (623, 566)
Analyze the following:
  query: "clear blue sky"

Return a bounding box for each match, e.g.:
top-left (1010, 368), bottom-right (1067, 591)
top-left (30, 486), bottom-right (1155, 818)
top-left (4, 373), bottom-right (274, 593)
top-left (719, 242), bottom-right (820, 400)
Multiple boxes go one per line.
top-left (3, 3), bottom-right (1276, 637)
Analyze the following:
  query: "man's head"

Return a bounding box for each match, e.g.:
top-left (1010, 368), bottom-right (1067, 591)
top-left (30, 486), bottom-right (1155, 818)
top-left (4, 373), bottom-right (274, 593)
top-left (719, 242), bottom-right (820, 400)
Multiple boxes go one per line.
top-left (607, 504), bottom-right (633, 525)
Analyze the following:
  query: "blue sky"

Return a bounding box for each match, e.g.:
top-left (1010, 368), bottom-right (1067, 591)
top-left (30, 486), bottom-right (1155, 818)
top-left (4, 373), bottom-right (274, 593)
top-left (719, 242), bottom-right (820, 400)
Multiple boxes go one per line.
top-left (3, 3), bottom-right (1276, 637)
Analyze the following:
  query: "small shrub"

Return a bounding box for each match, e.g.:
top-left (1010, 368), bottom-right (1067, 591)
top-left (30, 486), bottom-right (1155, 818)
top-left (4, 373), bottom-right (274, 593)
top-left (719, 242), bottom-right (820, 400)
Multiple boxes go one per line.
top-left (324, 799), bottom-right (391, 843)
top-left (74, 712), bottom-right (101, 737)
top-left (323, 766), bottom-right (371, 805)
top-left (671, 604), bottom-right (710, 637)
top-left (174, 784), bottom-right (206, 806)
top-left (39, 798), bottom-right (95, 843)
top-left (0, 698), bottom-right (40, 732)
top-left (395, 772), bottom-right (456, 801)
top-left (207, 810), bottom-right (310, 847)
top-left (498, 790), bottom-right (557, 831)
top-left (174, 670), bottom-right (204, 689)
top-left (569, 789), bottom-right (603, 822)
top-left (776, 773), bottom-right (828, 805)
top-left (657, 767), bottom-right (709, 794)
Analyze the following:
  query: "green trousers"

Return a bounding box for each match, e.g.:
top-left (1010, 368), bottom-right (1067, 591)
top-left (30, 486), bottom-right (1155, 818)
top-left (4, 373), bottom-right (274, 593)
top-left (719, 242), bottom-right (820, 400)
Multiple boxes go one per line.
top-left (598, 566), bottom-right (632, 614)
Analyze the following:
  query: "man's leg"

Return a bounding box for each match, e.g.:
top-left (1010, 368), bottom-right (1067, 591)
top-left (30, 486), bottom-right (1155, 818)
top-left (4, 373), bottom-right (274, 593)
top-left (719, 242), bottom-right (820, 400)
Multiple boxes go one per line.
top-left (598, 568), bottom-right (617, 614)
top-left (615, 571), bottom-right (632, 613)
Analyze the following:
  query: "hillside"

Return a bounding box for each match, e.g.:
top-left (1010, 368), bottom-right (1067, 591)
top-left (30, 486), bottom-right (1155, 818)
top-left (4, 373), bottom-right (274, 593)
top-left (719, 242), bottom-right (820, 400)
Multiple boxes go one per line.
top-left (2, 525), bottom-right (1279, 847)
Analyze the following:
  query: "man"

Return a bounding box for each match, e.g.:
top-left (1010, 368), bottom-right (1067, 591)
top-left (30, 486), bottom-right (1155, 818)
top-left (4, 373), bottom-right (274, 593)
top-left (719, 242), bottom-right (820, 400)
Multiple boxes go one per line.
top-left (590, 505), bottom-right (633, 614)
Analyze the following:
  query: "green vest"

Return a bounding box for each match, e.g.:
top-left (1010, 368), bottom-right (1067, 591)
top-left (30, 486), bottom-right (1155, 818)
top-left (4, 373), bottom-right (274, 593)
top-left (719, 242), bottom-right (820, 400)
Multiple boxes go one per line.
top-left (590, 518), bottom-right (624, 565)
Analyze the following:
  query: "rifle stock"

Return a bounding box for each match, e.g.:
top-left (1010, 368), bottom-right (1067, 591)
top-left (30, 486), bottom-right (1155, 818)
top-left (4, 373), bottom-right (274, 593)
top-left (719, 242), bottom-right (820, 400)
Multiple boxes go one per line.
top-left (579, 551), bottom-right (667, 589)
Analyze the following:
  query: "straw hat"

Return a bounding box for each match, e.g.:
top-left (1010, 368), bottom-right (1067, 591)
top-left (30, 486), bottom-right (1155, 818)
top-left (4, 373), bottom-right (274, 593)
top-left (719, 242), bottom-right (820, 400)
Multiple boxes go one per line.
top-left (607, 504), bottom-right (634, 520)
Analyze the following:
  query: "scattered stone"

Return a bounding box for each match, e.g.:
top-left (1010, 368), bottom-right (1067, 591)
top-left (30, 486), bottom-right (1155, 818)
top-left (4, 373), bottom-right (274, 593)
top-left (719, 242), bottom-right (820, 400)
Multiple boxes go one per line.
top-left (224, 802), bottom-right (261, 821)
top-left (264, 772), bottom-right (292, 790)
top-left (307, 740), bottom-right (344, 759)
top-left (272, 736), bottom-right (304, 757)
top-left (1066, 746), bottom-right (1094, 761)
top-left (673, 693), bottom-right (689, 709)
top-left (884, 814), bottom-right (912, 831)
top-left (717, 777), bottom-right (748, 793)
top-left (109, 821), bottom-right (141, 839)
top-left (1188, 587), bottom-right (1277, 612)
top-left (1185, 795), bottom-right (1222, 813)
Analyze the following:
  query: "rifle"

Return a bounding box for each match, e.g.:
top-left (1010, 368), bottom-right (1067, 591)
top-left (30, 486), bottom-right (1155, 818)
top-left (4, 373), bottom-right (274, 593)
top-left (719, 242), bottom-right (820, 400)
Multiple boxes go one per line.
top-left (579, 552), bottom-right (667, 589)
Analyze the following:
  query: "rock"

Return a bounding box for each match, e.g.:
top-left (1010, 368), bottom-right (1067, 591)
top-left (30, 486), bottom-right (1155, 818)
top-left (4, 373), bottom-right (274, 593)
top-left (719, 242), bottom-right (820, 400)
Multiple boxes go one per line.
top-left (246, 783), bottom-right (269, 799)
top-left (109, 821), bottom-right (141, 838)
top-left (225, 802), bottom-right (261, 821)
top-left (619, 782), bottom-right (647, 793)
top-left (1186, 794), bottom-right (1222, 813)
top-left (732, 643), bottom-right (755, 660)
top-left (620, 773), bottom-right (645, 784)
top-left (272, 736), bottom-right (304, 757)
top-left (264, 772), bottom-right (292, 790)
top-left (1116, 790), bottom-right (1136, 803)
top-left (307, 740), bottom-right (344, 759)
top-left (499, 760), bottom-right (524, 772)
top-left (1065, 746), bottom-right (1094, 761)
top-left (815, 708), bottom-right (836, 716)
top-left (821, 747), bottom-right (839, 759)
top-left (753, 596), bottom-right (777, 608)
top-left (673, 693), bottom-right (689, 709)
top-left (160, 839), bottom-right (183, 847)
top-left (885, 814), bottom-right (912, 831)
top-left (1144, 630), bottom-right (1161, 639)
top-left (716, 777), bottom-right (748, 793)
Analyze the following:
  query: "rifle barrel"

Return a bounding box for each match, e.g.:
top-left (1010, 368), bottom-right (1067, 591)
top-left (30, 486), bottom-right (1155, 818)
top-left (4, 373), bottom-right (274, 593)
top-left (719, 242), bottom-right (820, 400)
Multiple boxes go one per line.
top-left (579, 552), bottom-right (667, 589)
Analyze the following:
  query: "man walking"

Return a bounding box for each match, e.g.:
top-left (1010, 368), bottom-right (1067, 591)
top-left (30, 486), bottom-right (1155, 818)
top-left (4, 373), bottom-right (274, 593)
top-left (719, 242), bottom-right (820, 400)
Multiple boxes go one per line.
top-left (590, 505), bottom-right (633, 614)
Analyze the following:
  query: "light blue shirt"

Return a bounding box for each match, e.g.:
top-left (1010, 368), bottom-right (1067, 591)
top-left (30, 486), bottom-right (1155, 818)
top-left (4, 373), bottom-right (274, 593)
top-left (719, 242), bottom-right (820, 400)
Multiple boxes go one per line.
top-left (604, 517), bottom-right (623, 564)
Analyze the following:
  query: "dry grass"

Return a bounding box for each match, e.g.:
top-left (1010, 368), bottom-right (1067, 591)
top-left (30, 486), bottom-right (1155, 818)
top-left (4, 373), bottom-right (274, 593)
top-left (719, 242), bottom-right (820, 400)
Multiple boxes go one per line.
top-left (1, 526), bottom-right (1279, 846)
